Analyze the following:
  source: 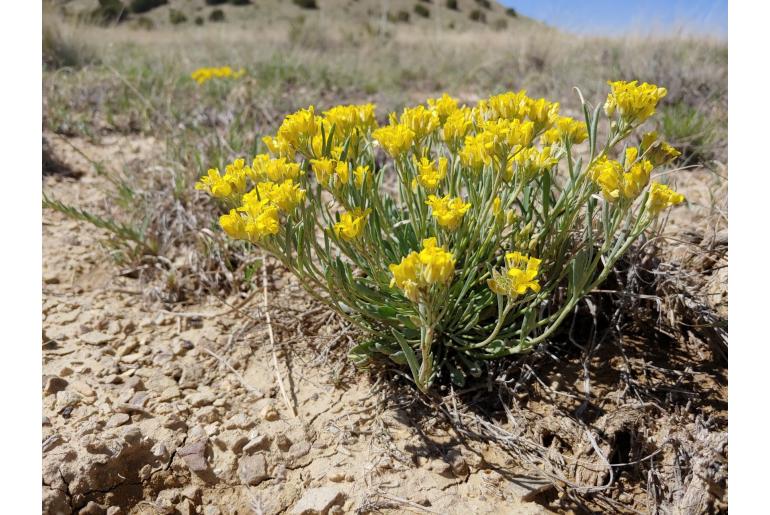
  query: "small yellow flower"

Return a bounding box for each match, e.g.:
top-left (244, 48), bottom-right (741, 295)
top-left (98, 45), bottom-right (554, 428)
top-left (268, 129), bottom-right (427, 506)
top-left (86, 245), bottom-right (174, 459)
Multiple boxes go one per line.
top-left (276, 106), bottom-right (319, 155)
top-left (646, 182), bottom-right (685, 215)
top-left (426, 194), bottom-right (471, 230)
top-left (623, 160), bottom-right (654, 199)
top-left (257, 179), bottom-right (306, 212)
top-left (195, 163), bottom-right (248, 199)
top-left (333, 208), bottom-right (371, 241)
top-left (219, 209), bottom-right (247, 239)
top-left (462, 119), bottom-right (535, 169)
top-left (191, 66), bottom-right (245, 85)
top-left (418, 237), bottom-right (455, 285)
top-left (505, 119), bottom-right (535, 148)
top-left (413, 156), bottom-right (448, 191)
top-left (262, 135), bottom-right (294, 159)
top-left (195, 168), bottom-right (231, 198)
top-left (604, 80), bottom-right (667, 125)
top-left (335, 161), bottom-right (350, 185)
top-left (527, 97), bottom-right (560, 132)
top-left (252, 156), bottom-right (302, 183)
top-left (640, 131), bottom-right (681, 166)
top-left (589, 156), bottom-right (652, 202)
top-left (488, 251), bottom-right (542, 297)
top-left (459, 133), bottom-right (492, 169)
top-left (541, 116), bottom-right (588, 145)
top-left (427, 93), bottom-right (460, 123)
top-left (238, 197), bottom-right (280, 240)
top-left (310, 157), bottom-right (337, 187)
top-left (389, 253), bottom-right (422, 302)
top-left (393, 105), bottom-right (440, 141)
top-left (389, 238), bottom-right (456, 301)
top-left (322, 104), bottom-right (378, 138)
top-left (493, 196), bottom-right (502, 216)
top-left (481, 91), bottom-right (530, 121)
top-left (353, 165), bottom-right (370, 188)
top-left (442, 108), bottom-right (473, 151)
top-left (373, 124), bottom-right (416, 158)
top-left (511, 146), bottom-right (558, 182)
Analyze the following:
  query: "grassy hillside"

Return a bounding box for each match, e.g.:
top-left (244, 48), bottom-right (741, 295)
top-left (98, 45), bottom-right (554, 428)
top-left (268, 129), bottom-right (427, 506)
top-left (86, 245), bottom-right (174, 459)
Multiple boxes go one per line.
top-left (57, 0), bottom-right (530, 31)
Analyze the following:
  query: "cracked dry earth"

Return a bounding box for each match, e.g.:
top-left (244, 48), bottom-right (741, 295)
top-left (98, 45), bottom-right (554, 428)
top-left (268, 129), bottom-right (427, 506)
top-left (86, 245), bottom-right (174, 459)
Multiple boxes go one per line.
top-left (43, 135), bottom-right (552, 515)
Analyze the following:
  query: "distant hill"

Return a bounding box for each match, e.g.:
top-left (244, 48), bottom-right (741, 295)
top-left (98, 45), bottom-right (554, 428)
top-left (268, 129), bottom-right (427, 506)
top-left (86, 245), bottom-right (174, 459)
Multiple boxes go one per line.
top-left (54, 0), bottom-right (536, 32)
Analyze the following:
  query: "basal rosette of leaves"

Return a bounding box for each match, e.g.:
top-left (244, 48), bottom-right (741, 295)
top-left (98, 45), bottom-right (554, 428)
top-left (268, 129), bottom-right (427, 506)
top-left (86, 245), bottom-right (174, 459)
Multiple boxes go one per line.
top-left (195, 81), bottom-right (685, 392)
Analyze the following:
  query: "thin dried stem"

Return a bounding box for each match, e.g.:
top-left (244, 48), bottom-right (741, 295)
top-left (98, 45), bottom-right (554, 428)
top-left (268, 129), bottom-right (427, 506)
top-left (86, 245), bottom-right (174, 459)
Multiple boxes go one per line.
top-left (262, 251), bottom-right (298, 419)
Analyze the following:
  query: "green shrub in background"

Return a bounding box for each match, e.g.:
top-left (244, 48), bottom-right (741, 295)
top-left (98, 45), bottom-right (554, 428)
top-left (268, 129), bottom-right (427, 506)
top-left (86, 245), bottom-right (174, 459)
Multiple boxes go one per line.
top-left (293, 0), bottom-right (319, 9)
top-left (209, 9), bottom-right (225, 22)
top-left (659, 102), bottom-right (717, 165)
top-left (469, 9), bottom-right (486, 23)
top-left (169, 9), bottom-right (187, 25)
top-left (414, 4), bottom-right (430, 18)
top-left (388, 10), bottom-right (411, 23)
top-left (129, 0), bottom-right (167, 14)
top-left (91, 0), bottom-right (127, 25)
top-left (134, 16), bottom-right (155, 29)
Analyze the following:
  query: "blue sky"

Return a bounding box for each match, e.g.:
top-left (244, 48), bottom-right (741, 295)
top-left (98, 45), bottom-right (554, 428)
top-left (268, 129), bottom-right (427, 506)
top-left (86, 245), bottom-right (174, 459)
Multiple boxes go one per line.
top-left (499, 0), bottom-right (727, 38)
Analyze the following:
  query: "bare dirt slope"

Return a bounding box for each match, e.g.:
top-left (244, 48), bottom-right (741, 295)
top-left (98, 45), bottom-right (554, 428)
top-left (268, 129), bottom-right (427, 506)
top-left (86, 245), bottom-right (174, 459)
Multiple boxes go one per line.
top-left (43, 135), bottom-right (555, 514)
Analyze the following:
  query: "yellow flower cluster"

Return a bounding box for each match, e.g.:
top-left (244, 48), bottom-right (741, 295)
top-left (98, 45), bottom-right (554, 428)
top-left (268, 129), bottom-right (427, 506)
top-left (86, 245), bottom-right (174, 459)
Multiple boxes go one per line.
top-left (260, 103), bottom-right (379, 172)
top-left (459, 118), bottom-right (535, 169)
top-left (274, 106), bottom-right (319, 157)
top-left (488, 251), bottom-right (542, 297)
top-left (528, 97), bottom-right (561, 132)
top-left (478, 91), bottom-right (531, 121)
top-left (641, 131), bottom-right (682, 166)
top-left (426, 194), bottom-right (471, 230)
top-left (194, 158), bottom-right (250, 200)
top-left (590, 151), bottom-right (653, 202)
top-left (373, 124), bottom-right (416, 158)
top-left (198, 82), bottom-right (685, 318)
top-left (427, 93), bottom-right (460, 123)
top-left (604, 80), bottom-right (667, 125)
top-left (647, 182), bottom-right (686, 215)
top-left (322, 104), bottom-right (378, 138)
top-left (389, 238), bottom-right (456, 302)
top-left (510, 146), bottom-right (558, 181)
top-left (541, 116), bottom-right (589, 145)
top-left (254, 180), bottom-right (306, 212)
top-left (413, 156), bottom-right (448, 191)
top-left (195, 155), bottom-right (306, 241)
top-left (442, 108), bottom-right (474, 151)
top-left (191, 66), bottom-right (245, 85)
top-left (392, 105), bottom-right (440, 142)
top-left (334, 208), bottom-right (371, 241)
top-left (251, 155), bottom-right (302, 183)
top-left (308, 158), bottom-right (368, 189)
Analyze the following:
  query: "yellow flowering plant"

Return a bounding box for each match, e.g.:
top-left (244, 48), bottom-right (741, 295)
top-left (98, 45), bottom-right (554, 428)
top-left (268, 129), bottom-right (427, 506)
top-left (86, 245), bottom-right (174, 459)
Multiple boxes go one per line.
top-left (190, 66), bottom-right (246, 85)
top-left (195, 81), bottom-right (685, 392)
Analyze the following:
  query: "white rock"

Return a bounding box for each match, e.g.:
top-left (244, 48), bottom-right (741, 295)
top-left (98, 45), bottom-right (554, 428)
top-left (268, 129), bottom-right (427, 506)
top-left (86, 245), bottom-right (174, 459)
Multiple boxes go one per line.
top-left (290, 486), bottom-right (346, 515)
top-left (237, 453), bottom-right (268, 485)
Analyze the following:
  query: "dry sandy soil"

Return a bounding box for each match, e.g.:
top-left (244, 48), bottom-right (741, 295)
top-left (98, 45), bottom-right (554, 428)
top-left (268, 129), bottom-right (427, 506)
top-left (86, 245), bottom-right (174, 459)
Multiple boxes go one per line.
top-left (42, 134), bottom-right (727, 514)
